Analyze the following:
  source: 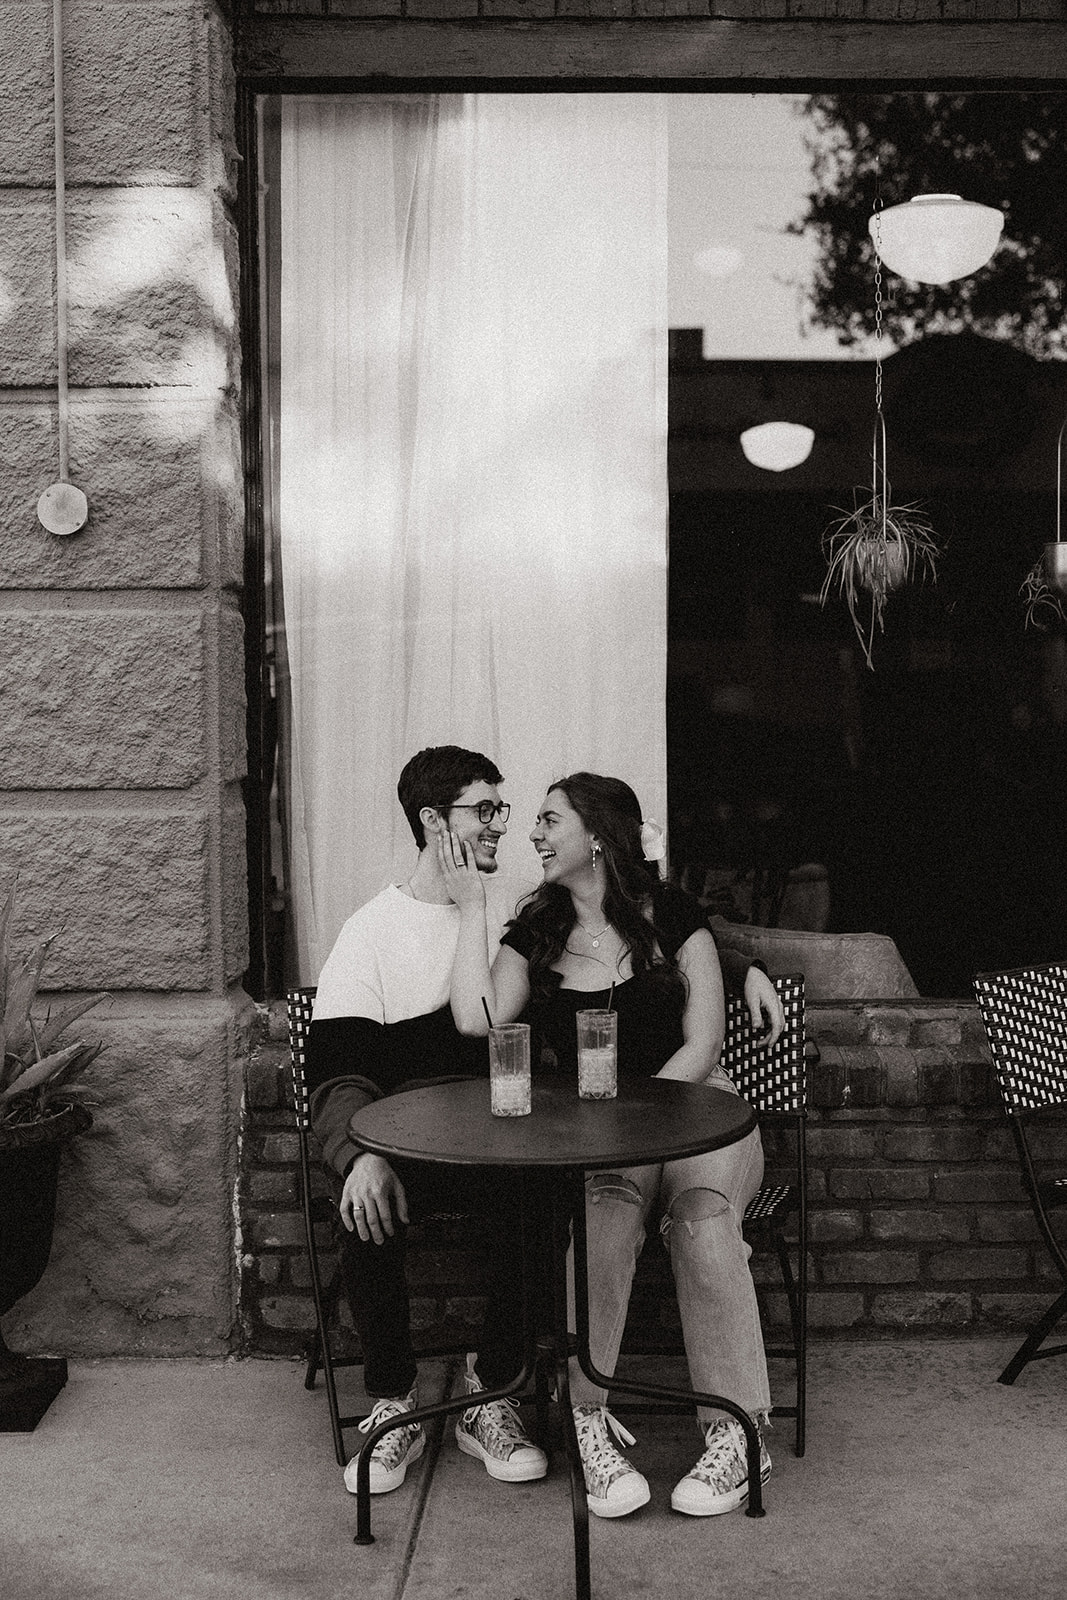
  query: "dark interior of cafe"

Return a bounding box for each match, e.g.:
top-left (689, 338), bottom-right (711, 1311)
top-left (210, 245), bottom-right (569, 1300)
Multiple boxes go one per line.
top-left (667, 403), bottom-right (1067, 999)
top-left (664, 92), bottom-right (1067, 1000)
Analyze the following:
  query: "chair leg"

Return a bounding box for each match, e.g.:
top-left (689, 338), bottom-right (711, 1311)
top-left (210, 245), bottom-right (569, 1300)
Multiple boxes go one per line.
top-left (313, 1265), bottom-right (353, 1468)
top-left (794, 1216), bottom-right (807, 1459)
top-left (535, 1350), bottom-right (553, 1450)
top-left (998, 1287), bottom-right (1067, 1386)
top-left (304, 1262), bottom-right (342, 1389)
top-left (304, 1324), bottom-right (323, 1391)
top-left (773, 1224), bottom-right (806, 1457)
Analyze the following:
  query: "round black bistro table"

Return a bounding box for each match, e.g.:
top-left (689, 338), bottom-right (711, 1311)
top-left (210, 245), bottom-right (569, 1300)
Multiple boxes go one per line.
top-left (349, 1076), bottom-right (764, 1599)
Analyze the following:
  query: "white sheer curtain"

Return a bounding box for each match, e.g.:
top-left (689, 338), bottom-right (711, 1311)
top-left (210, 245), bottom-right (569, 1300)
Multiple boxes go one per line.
top-left (279, 94), bottom-right (668, 980)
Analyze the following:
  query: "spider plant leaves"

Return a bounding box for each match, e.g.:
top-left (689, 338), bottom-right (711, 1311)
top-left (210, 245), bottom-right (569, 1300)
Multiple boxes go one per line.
top-left (820, 493), bottom-right (940, 670)
top-left (1020, 554), bottom-right (1067, 631)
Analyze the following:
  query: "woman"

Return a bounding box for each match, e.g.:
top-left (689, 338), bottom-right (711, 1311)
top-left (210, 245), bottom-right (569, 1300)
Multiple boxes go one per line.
top-left (440, 772), bottom-right (774, 1521)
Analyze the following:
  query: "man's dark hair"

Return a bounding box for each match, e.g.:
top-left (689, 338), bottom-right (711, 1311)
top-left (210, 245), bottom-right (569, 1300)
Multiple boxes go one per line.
top-left (397, 745), bottom-right (504, 849)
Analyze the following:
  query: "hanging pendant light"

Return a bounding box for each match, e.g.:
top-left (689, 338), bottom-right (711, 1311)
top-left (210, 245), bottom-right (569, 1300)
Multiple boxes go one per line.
top-left (739, 421), bottom-right (815, 472)
top-left (868, 194), bottom-right (1004, 285)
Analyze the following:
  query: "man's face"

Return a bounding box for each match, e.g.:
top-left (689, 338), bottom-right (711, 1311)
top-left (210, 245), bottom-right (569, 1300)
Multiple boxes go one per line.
top-left (441, 780), bottom-right (508, 874)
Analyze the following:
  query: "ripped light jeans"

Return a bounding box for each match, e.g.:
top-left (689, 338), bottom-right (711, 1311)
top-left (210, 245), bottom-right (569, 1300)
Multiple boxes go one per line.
top-left (569, 1068), bottom-right (771, 1431)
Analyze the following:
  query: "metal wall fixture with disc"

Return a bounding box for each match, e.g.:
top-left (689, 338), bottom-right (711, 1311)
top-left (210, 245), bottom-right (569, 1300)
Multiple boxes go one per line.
top-left (37, 0), bottom-right (87, 537)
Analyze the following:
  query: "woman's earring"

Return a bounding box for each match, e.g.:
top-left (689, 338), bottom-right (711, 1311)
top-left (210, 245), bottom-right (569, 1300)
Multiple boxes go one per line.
top-left (591, 841), bottom-right (602, 868)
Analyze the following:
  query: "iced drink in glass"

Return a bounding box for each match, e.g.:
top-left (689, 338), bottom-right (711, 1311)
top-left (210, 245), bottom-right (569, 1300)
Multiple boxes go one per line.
top-left (576, 1010), bottom-right (617, 1100)
top-left (488, 1023), bottom-right (532, 1116)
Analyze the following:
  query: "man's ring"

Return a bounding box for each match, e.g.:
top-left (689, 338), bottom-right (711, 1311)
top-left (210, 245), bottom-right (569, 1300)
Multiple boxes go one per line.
top-left (353, 1203), bottom-right (364, 1211)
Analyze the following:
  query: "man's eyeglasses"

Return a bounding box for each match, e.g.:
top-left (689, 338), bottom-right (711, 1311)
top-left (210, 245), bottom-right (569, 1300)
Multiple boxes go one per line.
top-left (450, 801), bottom-right (511, 826)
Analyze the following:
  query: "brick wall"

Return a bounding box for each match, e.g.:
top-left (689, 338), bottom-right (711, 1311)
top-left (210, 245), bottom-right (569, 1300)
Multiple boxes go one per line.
top-left (238, 998), bottom-right (1058, 1355)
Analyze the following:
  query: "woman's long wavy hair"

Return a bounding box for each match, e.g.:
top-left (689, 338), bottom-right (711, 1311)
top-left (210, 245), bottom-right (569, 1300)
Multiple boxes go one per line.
top-left (515, 772), bottom-right (684, 1006)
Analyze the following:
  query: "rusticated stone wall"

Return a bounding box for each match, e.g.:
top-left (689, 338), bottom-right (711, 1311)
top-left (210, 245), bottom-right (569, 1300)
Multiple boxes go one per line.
top-left (0, 1), bottom-right (250, 1357)
top-left (238, 999), bottom-right (1056, 1356)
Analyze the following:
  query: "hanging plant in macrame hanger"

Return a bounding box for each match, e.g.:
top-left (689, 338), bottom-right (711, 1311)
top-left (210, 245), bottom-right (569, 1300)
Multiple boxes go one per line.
top-left (820, 209), bottom-right (941, 670)
top-left (1020, 416), bottom-right (1067, 631)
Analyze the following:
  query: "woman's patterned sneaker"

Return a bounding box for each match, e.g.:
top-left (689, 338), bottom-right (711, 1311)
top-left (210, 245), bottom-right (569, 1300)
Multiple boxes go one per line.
top-left (670, 1416), bottom-right (771, 1517)
top-left (344, 1387), bottom-right (424, 1495)
top-left (572, 1403), bottom-right (651, 1518)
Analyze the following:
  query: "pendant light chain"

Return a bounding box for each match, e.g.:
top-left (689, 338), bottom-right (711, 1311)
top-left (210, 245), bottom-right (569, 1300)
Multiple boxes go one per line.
top-left (873, 248), bottom-right (884, 419)
top-left (870, 169), bottom-right (885, 422)
top-left (870, 187), bottom-right (888, 532)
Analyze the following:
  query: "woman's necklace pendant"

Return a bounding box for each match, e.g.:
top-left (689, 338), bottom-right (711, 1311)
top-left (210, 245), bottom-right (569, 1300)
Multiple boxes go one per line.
top-left (590, 936), bottom-right (600, 949)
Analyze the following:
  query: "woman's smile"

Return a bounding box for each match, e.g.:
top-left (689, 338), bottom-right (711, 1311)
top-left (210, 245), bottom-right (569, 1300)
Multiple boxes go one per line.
top-left (531, 788), bottom-right (594, 884)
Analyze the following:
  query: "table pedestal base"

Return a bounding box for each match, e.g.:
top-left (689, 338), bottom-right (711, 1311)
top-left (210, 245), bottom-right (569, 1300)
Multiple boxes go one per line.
top-left (350, 1167), bottom-right (764, 1598)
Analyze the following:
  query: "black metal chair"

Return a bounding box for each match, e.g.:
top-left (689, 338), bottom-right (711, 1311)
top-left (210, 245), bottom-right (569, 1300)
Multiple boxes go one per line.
top-left (287, 987), bottom-right (473, 1466)
top-left (973, 962), bottom-right (1067, 1386)
top-left (726, 973), bottom-right (809, 1457)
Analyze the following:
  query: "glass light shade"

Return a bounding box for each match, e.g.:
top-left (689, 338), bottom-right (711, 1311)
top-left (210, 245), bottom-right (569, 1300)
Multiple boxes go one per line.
top-left (739, 421), bottom-right (815, 472)
top-left (868, 194), bottom-right (1004, 285)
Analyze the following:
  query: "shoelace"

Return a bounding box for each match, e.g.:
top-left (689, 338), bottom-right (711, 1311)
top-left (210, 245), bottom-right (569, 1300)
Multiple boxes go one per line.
top-left (358, 1397), bottom-right (419, 1466)
top-left (573, 1406), bottom-right (638, 1496)
top-left (464, 1393), bottom-right (530, 1455)
top-left (690, 1420), bottom-right (758, 1488)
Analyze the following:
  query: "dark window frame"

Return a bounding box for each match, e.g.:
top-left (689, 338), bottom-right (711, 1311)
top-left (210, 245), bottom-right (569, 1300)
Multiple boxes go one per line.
top-left (235, 15), bottom-right (1067, 997)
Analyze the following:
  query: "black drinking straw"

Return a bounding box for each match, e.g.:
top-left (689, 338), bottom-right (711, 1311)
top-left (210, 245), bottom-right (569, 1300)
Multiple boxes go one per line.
top-left (482, 996), bottom-right (494, 1030)
top-left (607, 981), bottom-right (616, 1013)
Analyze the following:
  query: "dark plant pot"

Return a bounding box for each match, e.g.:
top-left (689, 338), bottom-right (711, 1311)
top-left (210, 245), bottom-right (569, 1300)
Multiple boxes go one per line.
top-left (1044, 542), bottom-right (1067, 596)
top-left (0, 1103), bottom-right (91, 1428)
top-left (855, 536), bottom-right (908, 595)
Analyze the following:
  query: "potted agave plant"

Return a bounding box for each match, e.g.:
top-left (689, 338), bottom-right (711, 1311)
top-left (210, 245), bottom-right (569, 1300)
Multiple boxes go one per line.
top-left (1, 879), bottom-right (105, 1427)
top-left (820, 416), bottom-right (940, 670)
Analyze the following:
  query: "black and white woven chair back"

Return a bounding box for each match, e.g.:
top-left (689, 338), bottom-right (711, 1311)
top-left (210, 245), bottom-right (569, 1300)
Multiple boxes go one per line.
top-left (974, 964), bottom-right (1067, 1112)
top-left (721, 973), bottom-right (806, 1115)
top-left (287, 986), bottom-right (318, 1128)
top-left (721, 971), bottom-right (807, 1454)
top-left (974, 962), bottom-right (1067, 1386)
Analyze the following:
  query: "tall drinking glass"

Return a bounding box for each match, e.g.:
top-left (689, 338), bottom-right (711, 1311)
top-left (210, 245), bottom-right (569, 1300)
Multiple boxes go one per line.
top-left (576, 1010), bottom-right (617, 1100)
top-left (488, 1023), bottom-right (532, 1116)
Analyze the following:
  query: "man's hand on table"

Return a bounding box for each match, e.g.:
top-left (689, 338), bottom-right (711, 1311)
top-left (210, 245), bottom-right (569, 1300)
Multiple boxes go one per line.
top-left (341, 1152), bottom-right (409, 1244)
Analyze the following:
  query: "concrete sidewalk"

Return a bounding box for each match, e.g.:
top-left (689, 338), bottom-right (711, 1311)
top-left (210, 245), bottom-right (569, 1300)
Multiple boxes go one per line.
top-left (2, 1341), bottom-right (1065, 1600)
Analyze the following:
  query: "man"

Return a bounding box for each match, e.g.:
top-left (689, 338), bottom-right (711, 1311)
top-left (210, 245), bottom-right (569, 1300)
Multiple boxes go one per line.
top-left (305, 745), bottom-right (547, 1496)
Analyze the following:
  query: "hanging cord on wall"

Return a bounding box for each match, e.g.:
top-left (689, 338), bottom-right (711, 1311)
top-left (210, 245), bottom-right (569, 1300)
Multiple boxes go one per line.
top-left (37, 0), bottom-right (88, 536)
top-left (53, 0), bottom-right (69, 481)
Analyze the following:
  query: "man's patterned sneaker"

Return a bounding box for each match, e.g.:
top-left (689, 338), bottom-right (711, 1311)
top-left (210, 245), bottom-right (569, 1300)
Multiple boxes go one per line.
top-left (454, 1357), bottom-right (547, 1482)
top-left (344, 1388), bottom-right (424, 1495)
